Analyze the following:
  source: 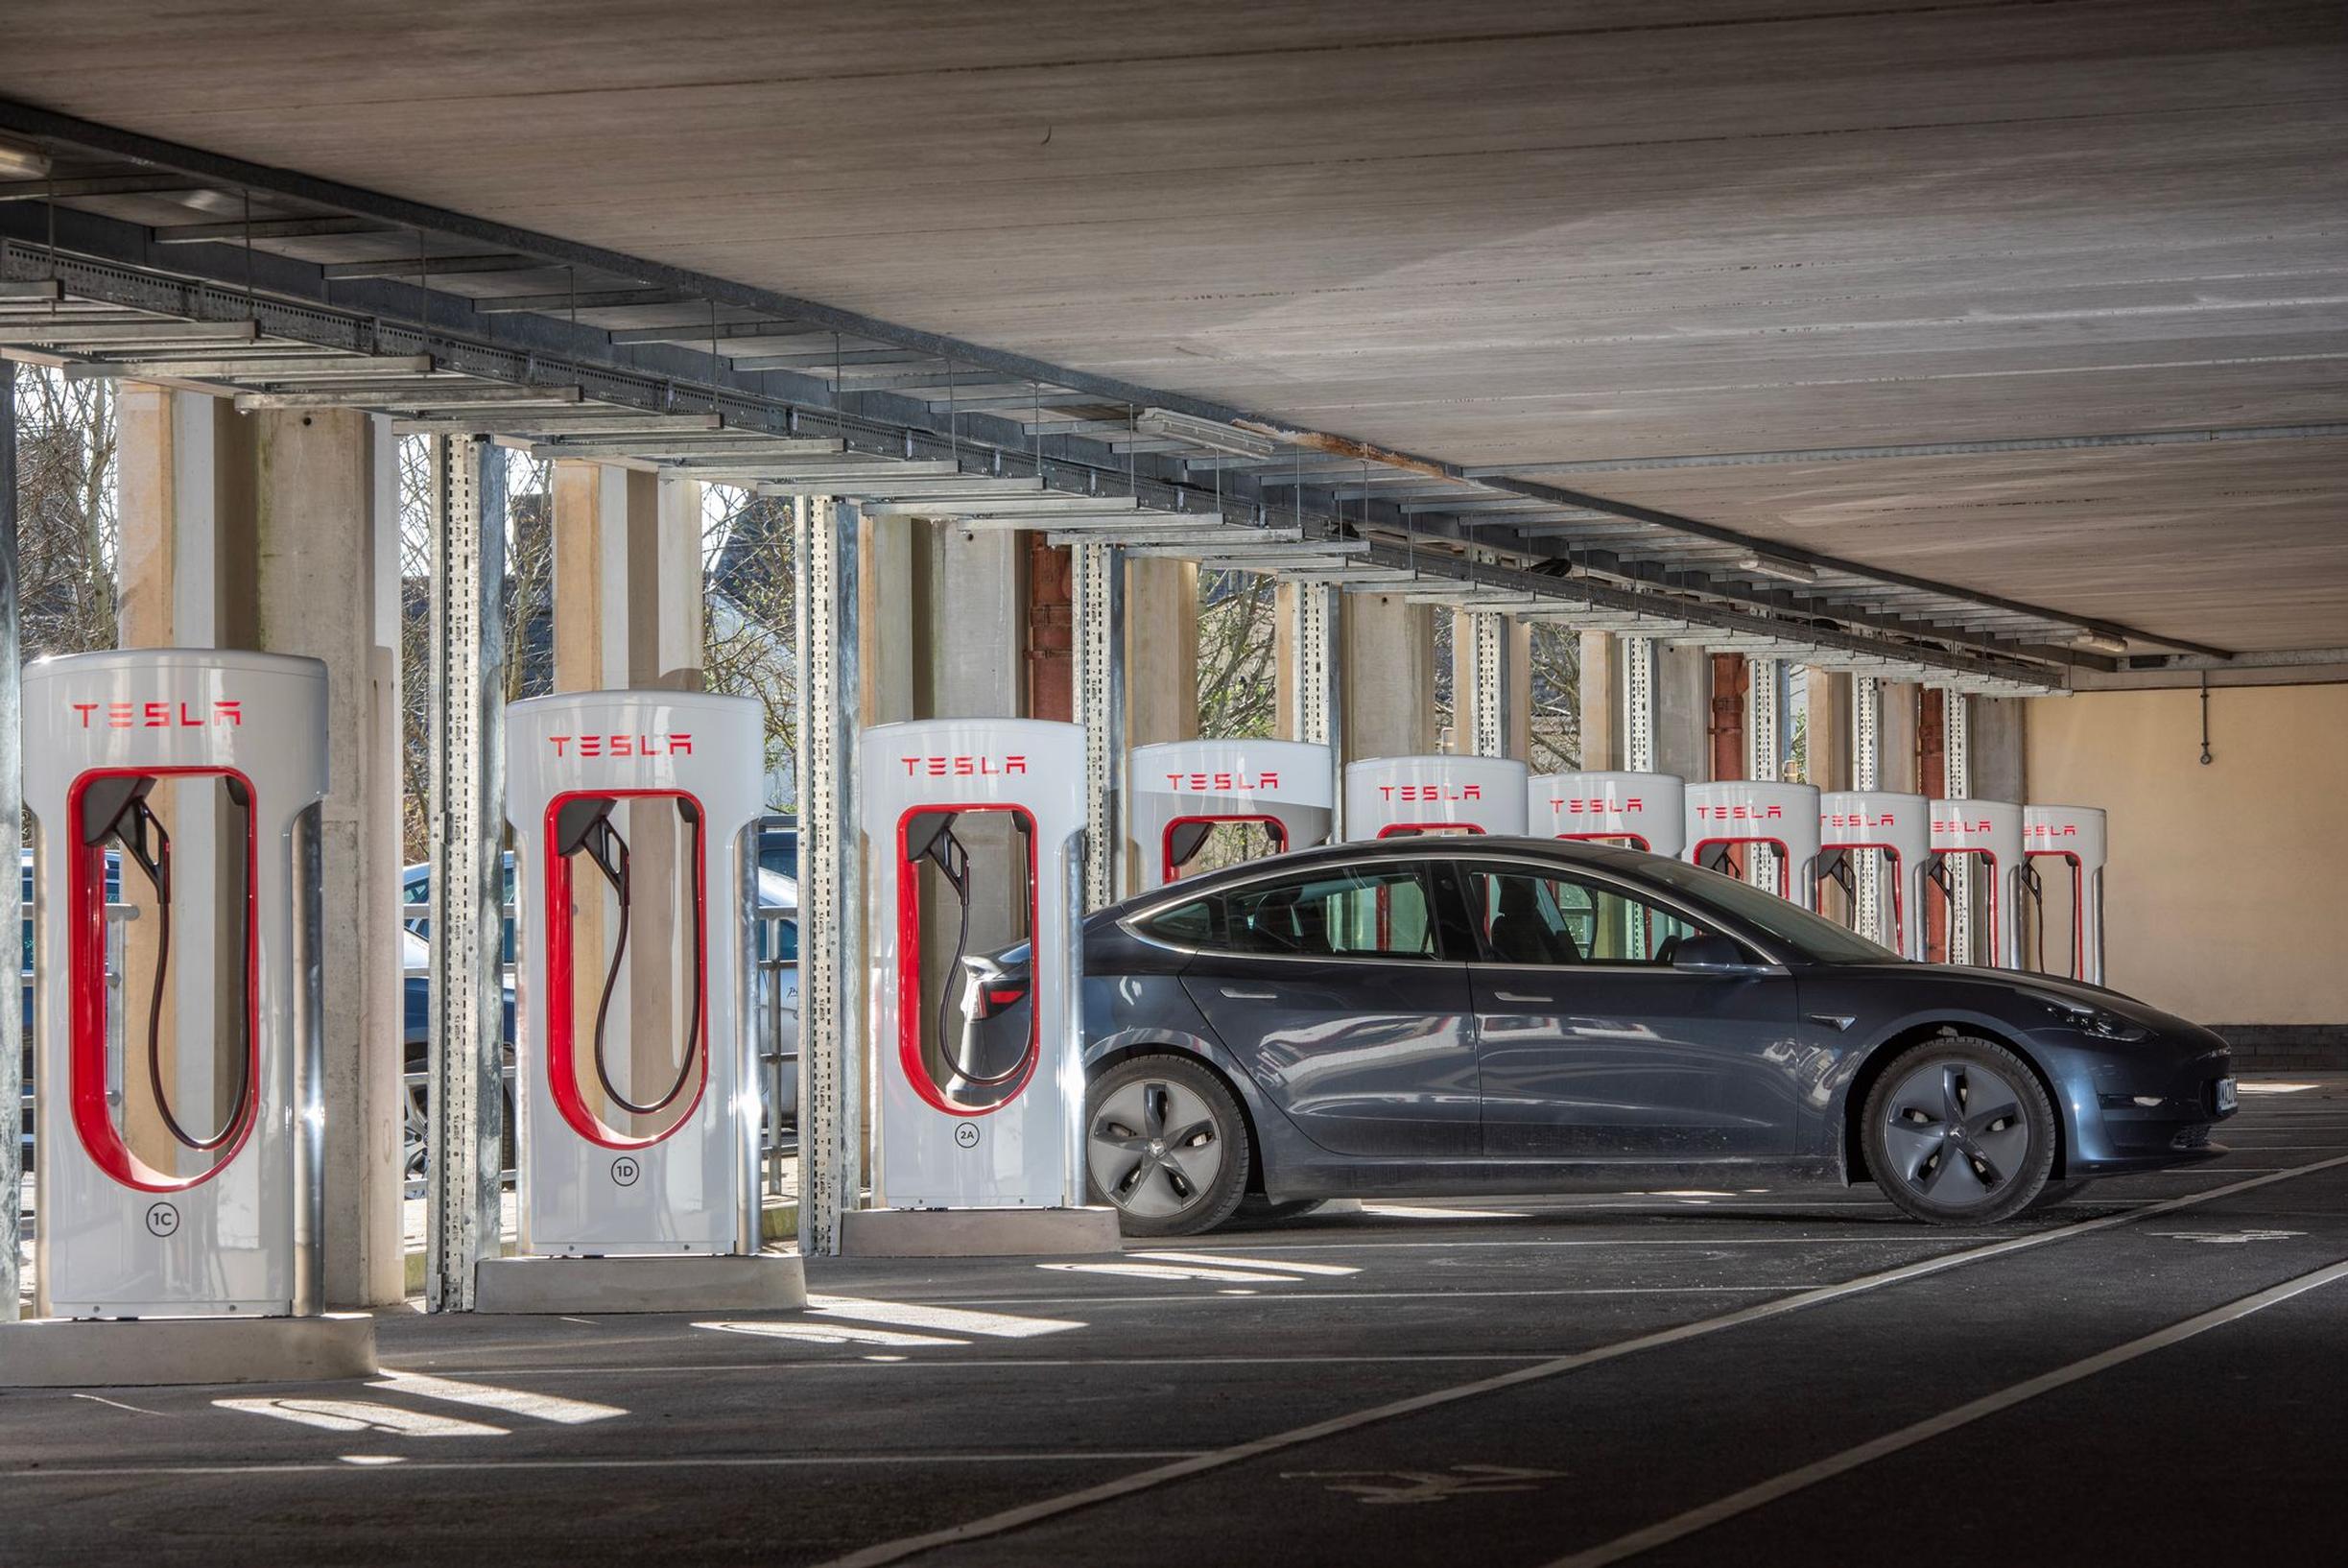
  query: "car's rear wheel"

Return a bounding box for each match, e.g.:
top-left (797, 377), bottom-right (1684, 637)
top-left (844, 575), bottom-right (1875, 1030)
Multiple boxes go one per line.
top-left (1862, 1036), bottom-right (2056, 1225)
top-left (1086, 1055), bottom-right (1250, 1237)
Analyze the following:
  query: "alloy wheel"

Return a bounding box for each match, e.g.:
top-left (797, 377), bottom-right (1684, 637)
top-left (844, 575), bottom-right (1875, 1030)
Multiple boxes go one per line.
top-left (1087, 1076), bottom-right (1226, 1220)
top-left (1880, 1057), bottom-right (2030, 1209)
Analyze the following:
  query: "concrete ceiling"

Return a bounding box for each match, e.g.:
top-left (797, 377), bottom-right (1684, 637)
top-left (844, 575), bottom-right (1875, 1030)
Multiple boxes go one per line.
top-left (2, 0), bottom-right (2342, 653)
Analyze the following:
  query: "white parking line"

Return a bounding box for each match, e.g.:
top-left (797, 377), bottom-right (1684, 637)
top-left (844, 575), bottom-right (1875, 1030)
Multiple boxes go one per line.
top-left (7, 1449), bottom-right (1214, 1480)
top-left (371, 1372), bottom-right (626, 1425)
top-left (805, 1295), bottom-right (1083, 1339)
top-left (214, 1398), bottom-right (507, 1437)
top-left (1546, 1257), bottom-right (2348, 1567)
top-left (1040, 1261), bottom-right (1308, 1284)
top-left (1131, 1250), bottom-right (1361, 1276)
top-left (700, 1321), bottom-right (970, 1348)
top-left (811, 1152), bottom-right (2348, 1568)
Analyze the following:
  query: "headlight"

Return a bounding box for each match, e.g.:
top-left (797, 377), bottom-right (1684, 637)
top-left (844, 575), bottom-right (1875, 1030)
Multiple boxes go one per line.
top-left (2035, 997), bottom-right (2149, 1042)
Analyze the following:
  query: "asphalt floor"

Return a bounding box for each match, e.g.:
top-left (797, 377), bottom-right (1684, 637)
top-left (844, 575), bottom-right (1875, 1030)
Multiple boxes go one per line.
top-left (4, 1077), bottom-right (2343, 1566)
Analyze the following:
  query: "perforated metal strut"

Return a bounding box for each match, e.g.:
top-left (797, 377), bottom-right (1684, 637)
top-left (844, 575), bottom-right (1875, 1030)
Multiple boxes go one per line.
top-left (794, 497), bottom-right (862, 1257)
top-left (1853, 675), bottom-right (1884, 943)
top-left (1072, 541), bottom-right (1125, 908)
top-left (1623, 635), bottom-right (1656, 774)
top-left (1943, 688), bottom-right (1974, 965)
top-left (0, 364), bottom-right (22, 1322)
top-left (1286, 582), bottom-right (1342, 838)
top-left (425, 435), bottom-right (507, 1313)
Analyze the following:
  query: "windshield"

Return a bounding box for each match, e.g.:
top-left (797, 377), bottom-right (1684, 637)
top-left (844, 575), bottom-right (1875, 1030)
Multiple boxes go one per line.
top-left (1637, 856), bottom-right (1901, 964)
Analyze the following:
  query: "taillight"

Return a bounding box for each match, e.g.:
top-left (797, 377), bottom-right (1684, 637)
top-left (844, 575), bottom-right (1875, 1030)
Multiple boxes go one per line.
top-left (976, 981), bottom-right (1030, 1017)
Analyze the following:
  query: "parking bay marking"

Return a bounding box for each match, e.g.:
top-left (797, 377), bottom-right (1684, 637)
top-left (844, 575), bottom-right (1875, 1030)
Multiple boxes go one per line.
top-left (1037, 1251), bottom-right (1360, 1286)
top-left (1286, 1462), bottom-right (1568, 1506)
top-left (214, 1398), bottom-right (509, 1437)
top-left (812, 1152), bottom-right (2348, 1568)
top-left (370, 1372), bottom-right (625, 1425)
top-left (1546, 1256), bottom-right (2348, 1568)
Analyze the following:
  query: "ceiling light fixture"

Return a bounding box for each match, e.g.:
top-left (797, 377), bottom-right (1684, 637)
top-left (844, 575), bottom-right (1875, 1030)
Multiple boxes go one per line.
top-left (0, 135), bottom-right (53, 180)
top-left (1736, 552), bottom-right (1818, 584)
top-left (1131, 408), bottom-right (1283, 461)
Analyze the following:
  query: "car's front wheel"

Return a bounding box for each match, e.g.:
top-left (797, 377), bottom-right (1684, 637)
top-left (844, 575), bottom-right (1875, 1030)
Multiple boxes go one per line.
top-left (1085, 1055), bottom-right (1251, 1237)
top-left (1862, 1036), bottom-right (2056, 1225)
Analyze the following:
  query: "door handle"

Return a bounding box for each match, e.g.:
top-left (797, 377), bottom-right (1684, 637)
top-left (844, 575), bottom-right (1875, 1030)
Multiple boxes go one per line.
top-left (1219, 986), bottom-right (1278, 1001)
top-left (1492, 990), bottom-right (1553, 1006)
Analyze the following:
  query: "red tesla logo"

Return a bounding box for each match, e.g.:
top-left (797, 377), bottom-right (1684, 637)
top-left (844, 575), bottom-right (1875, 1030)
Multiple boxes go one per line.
top-left (1550, 796), bottom-right (1644, 814)
top-left (71, 700), bottom-right (243, 728)
top-left (2024, 822), bottom-right (2080, 839)
top-left (1933, 818), bottom-right (1991, 834)
top-left (898, 754), bottom-right (1029, 777)
top-left (1695, 803), bottom-right (1783, 820)
top-left (550, 733), bottom-right (695, 758)
top-left (1164, 771), bottom-right (1279, 793)
top-left (1827, 811), bottom-right (1898, 829)
top-left (1379, 783), bottom-right (1482, 802)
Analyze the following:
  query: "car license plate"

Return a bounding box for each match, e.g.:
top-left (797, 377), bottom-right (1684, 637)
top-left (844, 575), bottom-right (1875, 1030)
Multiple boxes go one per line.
top-left (2215, 1078), bottom-right (2239, 1113)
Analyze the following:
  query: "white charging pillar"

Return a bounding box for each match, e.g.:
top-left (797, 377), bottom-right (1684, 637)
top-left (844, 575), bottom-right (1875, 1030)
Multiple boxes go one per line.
top-left (1819, 791), bottom-right (1931, 958)
top-left (1931, 798), bottom-right (2026, 969)
top-left (848, 719), bottom-right (1113, 1253)
top-left (479, 691), bottom-right (800, 1313)
top-left (1684, 780), bottom-right (1823, 910)
top-left (1342, 755), bottom-right (1530, 841)
top-left (2024, 803), bottom-right (2108, 985)
top-left (1131, 738), bottom-right (1334, 891)
top-left (1530, 771), bottom-right (1685, 856)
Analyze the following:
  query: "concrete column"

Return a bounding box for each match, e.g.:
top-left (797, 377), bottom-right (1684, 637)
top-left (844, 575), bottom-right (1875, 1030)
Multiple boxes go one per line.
top-left (248, 407), bottom-right (404, 1307)
top-left (1127, 557), bottom-right (1198, 748)
top-left (1577, 633), bottom-right (1625, 771)
top-left (1655, 646), bottom-right (1711, 783)
top-left (621, 474), bottom-right (705, 1126)
top-left (1454, 610), bottom-right (1531, 760)
top-left (1806, 669), bottom-right (1854, 791)
top-left (550, 461), bottom-right (629, 693)
top-left (932, 523), bottom-right (1023, 718)
top-left (1341, 592), bottom-right (1435, 760)
top-left (1880, 682), bottom-right (1922, 793)
top-left (1970, 696), bottom-right (2028, 802)
top-left (860, 513), bottom-right (919, 726)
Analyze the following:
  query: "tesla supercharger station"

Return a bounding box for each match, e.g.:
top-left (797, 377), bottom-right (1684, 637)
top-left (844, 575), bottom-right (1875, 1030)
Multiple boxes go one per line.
top-left (1817, 791), bottom-right (1932, 959)
top-left (485, 690), bottom-right (800, 1312)
top-left (4, 651), bottom-right (372, 1386)
top-left (847, 718), bottom-right (1115, 1255)
top-left (2024, 803), bottom-right (2108, 985)
top-left (1683, 781), bottom-right (1823, 911)
top-left (1343, 755), bottom-right (1530, 841)
top-left (1929, 798), bottom-right (2026, 969)
top-left (1131, 738), bottom-right (1334, 891)
top-left (1530, 771), bottom-right (1684, 856)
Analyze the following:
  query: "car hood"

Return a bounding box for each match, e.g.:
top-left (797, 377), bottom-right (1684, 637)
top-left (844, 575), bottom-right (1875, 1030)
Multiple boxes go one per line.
top-left (1840, 962), bottom-right (2208, 1037)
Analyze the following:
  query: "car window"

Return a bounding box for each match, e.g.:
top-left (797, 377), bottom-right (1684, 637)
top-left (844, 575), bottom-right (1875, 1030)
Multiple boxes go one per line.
top-left (1134, 897), bottom-right (1217, 947)
top-left (1462, 864), bottom-right (1710, 966)
top-left (1217, 864), bottom-right (1441, 961)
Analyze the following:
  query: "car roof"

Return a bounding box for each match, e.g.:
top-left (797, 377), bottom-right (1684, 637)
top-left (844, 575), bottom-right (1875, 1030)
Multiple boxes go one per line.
top-left (1129, 834), bottom-right (1658, 904)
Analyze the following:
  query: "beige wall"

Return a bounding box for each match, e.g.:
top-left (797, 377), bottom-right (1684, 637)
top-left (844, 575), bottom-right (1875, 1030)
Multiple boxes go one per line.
top-left (2027, 683), bottom-right (2348, 1026)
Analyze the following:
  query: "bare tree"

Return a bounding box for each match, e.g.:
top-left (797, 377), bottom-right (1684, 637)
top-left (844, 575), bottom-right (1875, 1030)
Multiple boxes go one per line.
top-left (1528, 623), bottom-right (1581, 773)
top-left (10, 364), bottom-right (118, 660)
top-left (700, 485), bottom-right (796, 797)
top-left (1195, 568), bottom-right (1276, 739)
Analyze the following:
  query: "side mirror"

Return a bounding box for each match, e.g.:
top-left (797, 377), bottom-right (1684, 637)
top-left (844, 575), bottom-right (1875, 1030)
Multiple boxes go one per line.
top-left (1672, 933), bottom-right (1756, 973)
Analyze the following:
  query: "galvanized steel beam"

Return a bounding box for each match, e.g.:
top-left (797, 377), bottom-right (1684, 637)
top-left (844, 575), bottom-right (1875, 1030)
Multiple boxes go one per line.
top-left (1073, 541), bottom-right (1125, 908)
top-left (424, 435), bottom-right (507, 1312)
top-left (793, 497), bottom-right (862, 1257)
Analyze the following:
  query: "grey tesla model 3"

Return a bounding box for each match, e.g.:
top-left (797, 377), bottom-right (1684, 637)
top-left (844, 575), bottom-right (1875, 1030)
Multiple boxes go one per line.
top-left (964, 837), bottom-right (2237, 1237)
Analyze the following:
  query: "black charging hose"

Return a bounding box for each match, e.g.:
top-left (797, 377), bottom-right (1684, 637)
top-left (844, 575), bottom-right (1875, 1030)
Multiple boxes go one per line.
top-left (929, 828), bottom-right (1029, 1089)
top-left (581, 804), bottom-right (704, 1119)
top-left (103, 798), bottom-right (247, 1153)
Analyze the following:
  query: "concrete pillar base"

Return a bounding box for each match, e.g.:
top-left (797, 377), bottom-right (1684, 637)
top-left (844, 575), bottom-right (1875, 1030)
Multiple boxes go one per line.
top-left (0, 1313), bottom-right (378, 1388)
top-left (473, 1253), bottom-right (808, 1315)
top-left (839, 1206), bottom-right (1123, 1258)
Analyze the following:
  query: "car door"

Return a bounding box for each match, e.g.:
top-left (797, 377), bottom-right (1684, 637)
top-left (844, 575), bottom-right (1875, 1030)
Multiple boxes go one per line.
top-left (1458, 858), bottom-right (1800, 1159)
top-left (1178, 858), bottom-right (1479, 1158)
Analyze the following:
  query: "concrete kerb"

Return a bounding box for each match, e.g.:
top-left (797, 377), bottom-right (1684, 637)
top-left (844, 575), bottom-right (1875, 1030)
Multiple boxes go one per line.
top-left (839, 1205), bottom-right (1123, 1259)
top-left (0, 1312), bottom-right (378, 1388)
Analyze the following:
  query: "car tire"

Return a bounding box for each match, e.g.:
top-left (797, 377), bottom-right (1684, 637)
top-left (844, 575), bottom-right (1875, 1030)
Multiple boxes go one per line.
top-left (1237, 1197), bottom-right (1330, 1224)
top-left (2027, 1177), bottom-right (2091, 1213)
top-left (1085, 1055), bottom-right (1252, 1238)
top-left (1862, 1035), bottom-right (2057, 1226)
